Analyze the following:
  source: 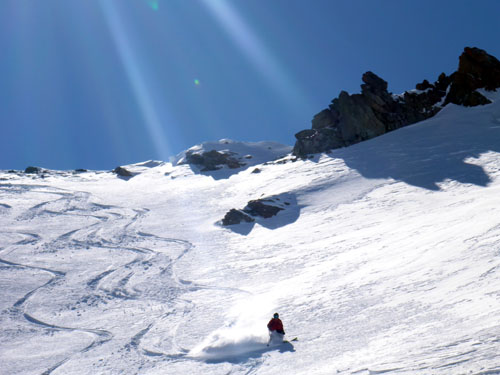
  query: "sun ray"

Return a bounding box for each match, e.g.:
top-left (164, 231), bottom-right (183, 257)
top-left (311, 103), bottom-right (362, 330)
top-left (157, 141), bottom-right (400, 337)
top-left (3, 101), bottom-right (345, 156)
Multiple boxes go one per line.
top-left (99, 0), bottom-right (172, 161)
top-left (200, 0), bottom-right (312, 113)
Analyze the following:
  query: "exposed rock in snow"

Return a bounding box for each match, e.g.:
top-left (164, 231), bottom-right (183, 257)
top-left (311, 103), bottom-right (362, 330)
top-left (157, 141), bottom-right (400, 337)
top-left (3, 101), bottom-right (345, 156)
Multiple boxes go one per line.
top-left (183, 149), bottom-right (244, 171)
top-left (445, 47), bottom-right (500, 106)
top-left (222, 209), bottom-right (255, 225)
top-left (293, 47), bottom-right (500, 157)
top-left (243, 198), bottom-right (284, 219)
top-left (174, 139), bottom-right (292, 178)
top-left (222, 193), bottom-right (295, 227)
top-left (24, 166), bottom-right (41, 174)
top-left (293, 71), bottom-right (445, 156)
top-left (113, 166), bottom-right (133, 177)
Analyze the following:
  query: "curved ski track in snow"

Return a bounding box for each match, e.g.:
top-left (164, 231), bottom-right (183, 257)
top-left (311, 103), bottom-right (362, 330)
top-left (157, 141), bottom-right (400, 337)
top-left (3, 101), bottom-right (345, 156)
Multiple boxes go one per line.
top-left (0, 183), bottom-right (207, 374)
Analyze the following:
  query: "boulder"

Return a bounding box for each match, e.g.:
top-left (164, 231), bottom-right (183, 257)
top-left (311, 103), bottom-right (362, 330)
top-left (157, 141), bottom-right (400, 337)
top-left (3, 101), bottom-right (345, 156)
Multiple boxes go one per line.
top-left (221, 193), bottom-right (293, 226)
top-left (243, 199), bottom-right (283, 218)
top-left (222, 209), bottom-right (254, 226)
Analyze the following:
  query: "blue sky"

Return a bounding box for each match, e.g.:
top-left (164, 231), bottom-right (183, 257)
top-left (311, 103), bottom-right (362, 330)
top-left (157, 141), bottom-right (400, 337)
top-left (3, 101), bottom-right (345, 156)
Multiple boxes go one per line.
top-left (1, 0), bottom-right (499, 170)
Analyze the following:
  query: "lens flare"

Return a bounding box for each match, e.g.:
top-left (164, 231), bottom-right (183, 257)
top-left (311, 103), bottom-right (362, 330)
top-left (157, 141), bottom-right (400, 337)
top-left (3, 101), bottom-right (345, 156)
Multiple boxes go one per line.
top-left (146, 0), bottom-right (159, 11)
top-left (194, 79), bottom-right (200, 85)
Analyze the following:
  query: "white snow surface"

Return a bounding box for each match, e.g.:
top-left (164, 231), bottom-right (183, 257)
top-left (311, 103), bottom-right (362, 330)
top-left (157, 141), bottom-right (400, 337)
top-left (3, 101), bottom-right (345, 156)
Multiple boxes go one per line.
top-left (172, 139), bottom-right (292, 166)
top-left (1, 92), bottom-right (500, 374)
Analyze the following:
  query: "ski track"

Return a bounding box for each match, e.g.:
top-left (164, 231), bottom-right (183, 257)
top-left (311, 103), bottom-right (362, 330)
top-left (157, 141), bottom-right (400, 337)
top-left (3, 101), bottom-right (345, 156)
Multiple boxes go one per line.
top-left (0, 183), bottom-right (208, 374)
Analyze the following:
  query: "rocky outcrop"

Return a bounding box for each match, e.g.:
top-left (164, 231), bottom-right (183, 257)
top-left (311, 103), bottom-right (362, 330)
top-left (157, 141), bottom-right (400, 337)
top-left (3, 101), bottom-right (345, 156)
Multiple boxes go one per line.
top-left (182, 149), bottom-right (244, 171)
top-left (294, 72), bottom-right (445, 156)
top-left (222, 209), bottom-right (255, 226)
top-left (293, 47), bottom-right (500, 157)
top-left (25, 166), bottom-right (41, 174)
top-left (445, 47), bottom-right (500, 106)
top-left (113, 166), bottom-right (133, 177)
top-left (221, 195), bottom-right (290, 226)
top-left (244, 199), bottom-right (283, 218)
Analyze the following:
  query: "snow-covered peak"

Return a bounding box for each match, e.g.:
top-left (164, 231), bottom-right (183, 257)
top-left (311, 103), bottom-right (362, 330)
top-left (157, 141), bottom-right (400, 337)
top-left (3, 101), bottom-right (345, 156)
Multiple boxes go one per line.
top-left (172, 139), bottom-right (292, 167)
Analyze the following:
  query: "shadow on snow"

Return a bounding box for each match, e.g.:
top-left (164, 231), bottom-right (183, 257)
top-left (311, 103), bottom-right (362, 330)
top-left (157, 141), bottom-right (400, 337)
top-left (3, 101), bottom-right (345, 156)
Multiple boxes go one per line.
top-left (311, 103), bottom-right (500, 191)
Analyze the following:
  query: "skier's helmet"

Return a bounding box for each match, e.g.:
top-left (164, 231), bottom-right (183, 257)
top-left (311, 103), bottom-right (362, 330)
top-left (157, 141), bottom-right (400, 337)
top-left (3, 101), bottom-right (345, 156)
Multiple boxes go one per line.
top-left (273, 313), bottom-right (279, 319)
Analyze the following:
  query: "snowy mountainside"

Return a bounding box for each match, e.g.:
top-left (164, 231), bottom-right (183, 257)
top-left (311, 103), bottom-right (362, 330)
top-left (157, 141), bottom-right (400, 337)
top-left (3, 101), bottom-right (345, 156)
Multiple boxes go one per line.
top-left (173, 139), bottom-right (291, 170)
top-left (1, 92), bottom-right (500, 374)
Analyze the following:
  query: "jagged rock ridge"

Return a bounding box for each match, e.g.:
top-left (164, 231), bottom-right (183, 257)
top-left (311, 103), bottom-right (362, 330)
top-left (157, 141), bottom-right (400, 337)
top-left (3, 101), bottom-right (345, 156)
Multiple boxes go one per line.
top-left (293, 47), bottom-right (500, 156)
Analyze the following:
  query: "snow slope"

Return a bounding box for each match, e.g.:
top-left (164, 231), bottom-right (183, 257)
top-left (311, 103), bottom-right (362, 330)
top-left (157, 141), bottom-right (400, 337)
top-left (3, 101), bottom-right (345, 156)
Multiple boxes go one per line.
top-left (1, 91), bottom-right (500, 374)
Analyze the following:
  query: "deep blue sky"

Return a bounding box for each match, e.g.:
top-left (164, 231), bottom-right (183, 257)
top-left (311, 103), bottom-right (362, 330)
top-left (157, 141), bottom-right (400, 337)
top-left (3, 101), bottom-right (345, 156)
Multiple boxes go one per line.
top-left (1, 0), bottom-right (499, 170)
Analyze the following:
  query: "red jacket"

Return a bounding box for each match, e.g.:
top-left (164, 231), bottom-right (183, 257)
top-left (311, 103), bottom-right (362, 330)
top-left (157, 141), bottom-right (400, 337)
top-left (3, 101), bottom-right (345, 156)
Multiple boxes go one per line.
top-left (267, 318), bottom-right (284, 333)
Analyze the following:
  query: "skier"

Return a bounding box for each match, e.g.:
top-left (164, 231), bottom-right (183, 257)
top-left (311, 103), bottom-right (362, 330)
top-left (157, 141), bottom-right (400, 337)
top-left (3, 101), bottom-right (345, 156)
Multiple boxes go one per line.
top-left (267, 312), bottom-right (285, 345)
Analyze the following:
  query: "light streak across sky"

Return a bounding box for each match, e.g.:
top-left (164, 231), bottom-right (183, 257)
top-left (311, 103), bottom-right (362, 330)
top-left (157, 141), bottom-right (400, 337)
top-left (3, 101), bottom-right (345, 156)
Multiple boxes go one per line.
top-left (200, 0), bottom-right (312, 114)
top-left (99, 0), bottom-right (171, 161)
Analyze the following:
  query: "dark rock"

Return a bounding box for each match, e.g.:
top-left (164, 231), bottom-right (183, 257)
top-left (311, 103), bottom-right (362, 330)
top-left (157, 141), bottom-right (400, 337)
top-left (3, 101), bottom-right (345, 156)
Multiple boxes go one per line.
top-left (243, 199), bottom-right (283, 218)
top-left (113, 166), bottom-right (132, 177)
top-left (447, 83), bottom-right (491, 107)
top-left (8, 170), bottom-right (17, 173)
top-left (445, 47), bottom-right (499, 106)
top-left (251, 168), bottom-right (261, 174)
top-left (293, 70), bottom-right (443, 156)
top-left (361, 71), bottom-right (388, 94)
top-left (311, 109), bottom-right (339, 130)
top-left (222, 193), bottom-right (294, 226)
top-left (461, 91), bottom-right (491, 106)
top-left (25, 166), bottom-right (41, 174)
top-left (294, 127), bottom-right (343, 157)
top-left (333, 89), bottom-right (387, 143)
top-left (458, 47), bottom-right (500, 90)
top-left (183, 149), bottom-right (244, 171)
top-left (416, 79), bottom-right (434, 91)
top-left (293, 47), bottom-right (500, 156)
top-left (222, 209), bottom-right (255, 226)
top-left (435, 73), bottom-right (451, 91)
top-left (75, 169), bottom-right (87, 173)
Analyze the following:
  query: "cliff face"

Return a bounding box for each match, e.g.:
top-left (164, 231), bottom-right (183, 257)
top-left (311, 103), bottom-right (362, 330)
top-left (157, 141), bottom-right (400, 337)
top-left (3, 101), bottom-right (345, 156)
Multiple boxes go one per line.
top-left (293, 47), bottom-right (500, 157)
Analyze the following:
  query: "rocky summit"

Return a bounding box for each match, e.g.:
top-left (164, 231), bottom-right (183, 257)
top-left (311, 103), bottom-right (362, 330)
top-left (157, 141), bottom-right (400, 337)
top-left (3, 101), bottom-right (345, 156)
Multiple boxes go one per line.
top-left (182, 149), bottom-right (244, 171)
top-left (293, 47), bottom-right (500, 157)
